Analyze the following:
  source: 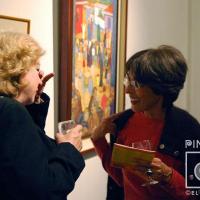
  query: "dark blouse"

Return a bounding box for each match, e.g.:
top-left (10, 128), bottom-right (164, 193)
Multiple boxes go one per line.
top-left (0, 94), bottom-right (85, 200)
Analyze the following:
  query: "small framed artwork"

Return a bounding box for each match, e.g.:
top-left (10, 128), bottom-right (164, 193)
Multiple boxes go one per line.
top-left (0, 15), bottom-right (30, 34)
top-left (59, 0), bottom-right (127, 154)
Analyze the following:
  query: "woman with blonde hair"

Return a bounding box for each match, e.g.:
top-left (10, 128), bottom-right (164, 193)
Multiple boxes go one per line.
top-left (0, 32), bottom-right (85, 200)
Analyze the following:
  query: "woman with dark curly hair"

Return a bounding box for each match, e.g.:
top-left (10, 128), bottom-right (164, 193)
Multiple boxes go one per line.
top-left (91, 45), bottom-right (200, 200)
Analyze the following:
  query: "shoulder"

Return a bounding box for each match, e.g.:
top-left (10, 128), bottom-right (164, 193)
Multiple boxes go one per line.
top-left (0, 95), bottom-right (22, 108)
top-left (166, 106), bottom-right (200, 138)
top-left (0, 95), bottom-right (25, 109)
top-left (169, 106), bottom-right (199, 125)
top-left (113, 109), bottom-right (134, 131)
top-left (116, 109), bottom-right (134, 121)
top-left (0, 96), bottom-right (30, 119)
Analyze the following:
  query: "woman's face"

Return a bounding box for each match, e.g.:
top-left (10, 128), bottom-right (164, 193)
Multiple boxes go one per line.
top-left (125, 74), bottom-right (164, 117)
top-left (16, 65), bottom-right (42, 105)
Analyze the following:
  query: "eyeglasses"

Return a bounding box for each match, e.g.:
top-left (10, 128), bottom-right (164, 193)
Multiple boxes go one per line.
top-left (123, 76), bottom-right (142, 89)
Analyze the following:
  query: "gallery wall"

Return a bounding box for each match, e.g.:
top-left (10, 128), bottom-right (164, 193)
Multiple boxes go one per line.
top-left (126, 0), bottom-right (189, 110)
top-left (189, 0), bottom-right (200, 121)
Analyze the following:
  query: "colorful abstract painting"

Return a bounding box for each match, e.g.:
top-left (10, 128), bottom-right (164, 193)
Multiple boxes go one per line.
top-left (71, 0), bottom-right (118, 137)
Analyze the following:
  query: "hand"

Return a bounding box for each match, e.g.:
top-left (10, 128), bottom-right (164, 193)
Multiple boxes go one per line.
top-left (125, 165), bottom-right (150, 182)
top-left (55, 125), bottom-right (83, 151)
top-left (151, 158), bottom-right (173, 183)
top-left (35, 71), bottom-right (54, 103)
top-left (90, 112), bottom-right (122, 141)
top-left (127, 158), bottom-right (172, 183)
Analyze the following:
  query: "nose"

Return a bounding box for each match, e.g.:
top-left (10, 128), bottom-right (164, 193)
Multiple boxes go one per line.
top-left (38, 70), bottom-right (44, 79)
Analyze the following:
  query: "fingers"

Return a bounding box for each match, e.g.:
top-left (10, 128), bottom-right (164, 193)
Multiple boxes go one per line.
top-left (151, 157), bottom-right (162, 167)
top-left (71, 124), bottom-right (83, 135)
top-left (109, 123), bottom-right (117, 135)
top-left (107, 111), bottom-right (123, 122)
top-left (150, 157), bottom-right (172, 181)
top-left (42, 73), bottom-right (54, 85)
top-left (55, 124), bottom-right (83, 151)
top-left (36, 72), bottom-right (54, 100)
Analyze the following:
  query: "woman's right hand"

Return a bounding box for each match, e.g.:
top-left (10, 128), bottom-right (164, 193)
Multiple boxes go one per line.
top-left (90, 112), bottom-right (122, 141)
top-left (55, 125), bottom-right (83, 151)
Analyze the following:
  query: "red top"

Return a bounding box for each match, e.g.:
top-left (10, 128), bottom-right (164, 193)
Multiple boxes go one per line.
top-left (92, 112), bottom-right (188, 200)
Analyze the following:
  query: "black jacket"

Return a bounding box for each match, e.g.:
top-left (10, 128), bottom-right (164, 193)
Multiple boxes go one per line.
top-left (107, 106), bottom-right (200, 200)
top-left (0, 94), bottom-right (85, 200)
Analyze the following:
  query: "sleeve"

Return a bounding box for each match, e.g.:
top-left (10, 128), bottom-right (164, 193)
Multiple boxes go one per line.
top-left (91, 137), bottom-right (124, 186)
top-left (0, 101), bottom-right (85, 199)
top-left (26, 93), bottom-right (50, 130)
top-left (159, 169), bottom-right (190, 200)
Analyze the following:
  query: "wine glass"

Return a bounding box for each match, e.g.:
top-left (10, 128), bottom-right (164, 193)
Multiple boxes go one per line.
top-left (132, 140), bottom-right (158, 186)
top-left (58, 120), bottom-right (76, 134)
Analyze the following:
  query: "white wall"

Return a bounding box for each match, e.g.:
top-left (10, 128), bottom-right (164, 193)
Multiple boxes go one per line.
top-left (126, 0), bottom-right (189, 110)
top-left (189, 0), bottom-right (200, 121)
top-left (68, 152), bottom-right (107, 200)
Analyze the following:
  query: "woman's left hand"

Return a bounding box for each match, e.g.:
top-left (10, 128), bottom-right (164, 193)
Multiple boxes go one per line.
top-left (129, 157), bottom-right (173, 184)
top-left (35, 71), bottom-right (54, 103)
top-left (151, 157), bottom-right (173, 183)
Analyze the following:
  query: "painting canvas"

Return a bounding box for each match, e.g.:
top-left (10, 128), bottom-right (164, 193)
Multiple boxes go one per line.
top-left (59, 0), bottom-right (127, 153)
top-left (72, 0), bottom-right (118, 138)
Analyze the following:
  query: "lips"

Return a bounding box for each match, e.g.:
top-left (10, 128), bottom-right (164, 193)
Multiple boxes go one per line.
top-left (130, 98), bottom-right (139, 105)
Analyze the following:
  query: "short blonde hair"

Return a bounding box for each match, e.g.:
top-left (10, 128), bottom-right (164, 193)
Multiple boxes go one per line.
top-left (0, 32), bottom-right (44, 97)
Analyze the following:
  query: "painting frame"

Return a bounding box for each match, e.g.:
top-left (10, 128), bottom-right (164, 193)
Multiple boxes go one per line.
top-left (59, 0), bottom-right (127, 154)
top-left (0, 15), bottom-right (30, 34)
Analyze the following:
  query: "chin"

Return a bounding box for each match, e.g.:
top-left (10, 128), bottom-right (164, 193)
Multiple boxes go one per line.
top-left (131, 105), bottom-right (142, 113)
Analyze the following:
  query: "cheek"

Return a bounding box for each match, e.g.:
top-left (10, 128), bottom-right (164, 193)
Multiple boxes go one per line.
top-left (136, 89), bottom-right (159, 104)
top-left (137, 87), bottom-right (155, 98)
top-left (32, 72), bottom-right (41, 84)
top-left (134, 89), bottom-right (146, 98)
top-left (141, 92), bottom-right (161, 108)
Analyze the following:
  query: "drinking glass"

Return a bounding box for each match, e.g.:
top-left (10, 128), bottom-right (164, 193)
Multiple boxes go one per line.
top-left (58, 120), bottom-right (76, 134)
top-left (132, 140), bottom-right (158, 186)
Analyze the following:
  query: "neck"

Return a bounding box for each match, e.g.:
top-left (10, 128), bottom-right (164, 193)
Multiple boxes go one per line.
top-left (144, 108), bottom-right (165, 120)
top-left (14, 94), bottom-right (26, 105)
top-left (144, 98), bottom-right (165, 120)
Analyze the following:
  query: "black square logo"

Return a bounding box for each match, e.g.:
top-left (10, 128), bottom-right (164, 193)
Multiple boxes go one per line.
top-left (185, 152), bottom-right (200, 188)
